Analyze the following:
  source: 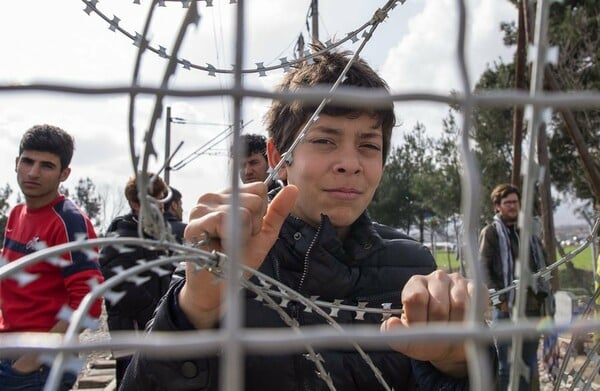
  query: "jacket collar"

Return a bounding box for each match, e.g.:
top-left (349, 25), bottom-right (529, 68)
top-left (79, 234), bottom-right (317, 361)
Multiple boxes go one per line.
top-left (280, 211), bottom-right (384, 264)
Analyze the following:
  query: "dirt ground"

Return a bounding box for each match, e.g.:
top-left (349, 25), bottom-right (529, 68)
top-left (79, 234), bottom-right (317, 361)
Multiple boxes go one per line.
top-left (540, 335), bottom-right (600, 390)
top-left (72, 308), bottom-right (113, 390)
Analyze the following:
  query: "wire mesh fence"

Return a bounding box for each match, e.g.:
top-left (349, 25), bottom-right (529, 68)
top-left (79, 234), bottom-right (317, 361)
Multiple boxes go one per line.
top-left (1, 0), bottom-right (600, 390)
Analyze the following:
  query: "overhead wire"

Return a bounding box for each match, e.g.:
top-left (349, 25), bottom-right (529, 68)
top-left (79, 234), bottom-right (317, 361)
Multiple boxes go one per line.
top-left (171, 118), bottom-right (255, 170)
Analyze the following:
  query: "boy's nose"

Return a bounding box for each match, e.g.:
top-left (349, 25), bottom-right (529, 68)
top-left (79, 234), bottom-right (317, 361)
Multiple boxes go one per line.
top-left (333, 151), bottom-right (362, 175)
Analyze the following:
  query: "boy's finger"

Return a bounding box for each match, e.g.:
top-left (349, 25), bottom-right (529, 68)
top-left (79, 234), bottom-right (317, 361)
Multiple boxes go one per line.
top-left (262, 185), bottom-right (298, 238)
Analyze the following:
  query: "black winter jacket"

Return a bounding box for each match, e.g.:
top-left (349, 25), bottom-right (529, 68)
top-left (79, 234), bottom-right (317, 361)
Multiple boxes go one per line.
top-left (479, 222), bottom-right (546, 311)
top-left (121, 213), bottom-right (470, 390)
top-left (163, 211), bottom-right (187, 244)
top-left (100, 213), bottom-right (174, 332)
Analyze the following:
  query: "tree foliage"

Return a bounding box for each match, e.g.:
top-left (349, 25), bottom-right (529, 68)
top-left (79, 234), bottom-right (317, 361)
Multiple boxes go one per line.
top-left (497, 1), bottom-right (600, 203)
top-left (0, 184), bottom-right (13, 244)
top-left (369, 122), bottom-right (461, 241)
top-left (470, 62), bottom-right (515, 218)
top-left (546, 0), bottom-right (600, 201)
top-left (458, 0), bottom-right (599, 221)
top-left (71, 177), bottom-right (102, 226)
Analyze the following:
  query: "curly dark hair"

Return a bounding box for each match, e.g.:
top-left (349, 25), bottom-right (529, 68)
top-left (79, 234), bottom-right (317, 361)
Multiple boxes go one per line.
top-left (19, 124), bottom-right (74, 169)
top-left (237, 134), bottom-right (267, 159)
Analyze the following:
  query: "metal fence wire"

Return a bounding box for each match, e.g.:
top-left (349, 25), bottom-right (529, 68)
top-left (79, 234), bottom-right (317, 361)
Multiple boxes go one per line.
top-left (1, 0), bottom-right (600, 390)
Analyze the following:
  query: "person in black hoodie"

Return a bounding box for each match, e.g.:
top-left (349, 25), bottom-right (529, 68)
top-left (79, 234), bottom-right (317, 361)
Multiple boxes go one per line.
top-left (163, 186), bottom-right (187, 244)
top-left (100, 172), bottom-right (172, 387)
top-left (121, 46), bottom-right (489, 390)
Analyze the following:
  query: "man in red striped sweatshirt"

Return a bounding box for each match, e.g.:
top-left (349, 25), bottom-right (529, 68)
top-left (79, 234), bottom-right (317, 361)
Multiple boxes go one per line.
top-left (0, 124), bottom-right (104, 391)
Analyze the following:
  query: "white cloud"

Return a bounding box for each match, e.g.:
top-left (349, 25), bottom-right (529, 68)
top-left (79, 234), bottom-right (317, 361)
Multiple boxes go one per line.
top-left (381, 0), bottom-right (516, 138)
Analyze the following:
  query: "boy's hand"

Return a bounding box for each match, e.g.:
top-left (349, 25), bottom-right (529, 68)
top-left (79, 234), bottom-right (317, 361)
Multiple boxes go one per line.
top-left (381, 270), bottom-right (487, 377)
top-left (179, 183), bottom-right (298, 328)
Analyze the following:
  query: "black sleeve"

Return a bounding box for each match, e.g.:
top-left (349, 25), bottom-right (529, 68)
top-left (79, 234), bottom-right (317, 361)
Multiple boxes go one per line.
top-left (120, 280), bottom-right (218, 391)
top-left (478, 225), bottom-right (503, 292)
top-left (100, 244), bottom-right (158, 315)
top-left (412, 343), bottom-right (497, 390)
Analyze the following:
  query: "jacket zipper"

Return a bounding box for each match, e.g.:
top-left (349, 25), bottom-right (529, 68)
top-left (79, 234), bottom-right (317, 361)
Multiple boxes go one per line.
top-left (297, 222), bottom-right (322, 293)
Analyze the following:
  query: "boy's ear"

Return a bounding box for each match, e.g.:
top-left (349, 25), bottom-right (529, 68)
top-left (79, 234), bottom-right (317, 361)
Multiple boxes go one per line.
top-left (267, 139), bottom-right (287, 181)
top-left (59, 167), bottom-right (71, 182)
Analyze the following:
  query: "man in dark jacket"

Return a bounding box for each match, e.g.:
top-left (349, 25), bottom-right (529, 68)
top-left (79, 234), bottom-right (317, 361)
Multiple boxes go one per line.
top-left (238, 134), bottom-right (270, 184)
top-left (100, 173), bottom-right (174, 387)
top-left (479, 183), bottom-right (550, 390)
top-left (163, 186), bottom-right (187, 243)
top-left (121, 46), bottom-right (487, 390)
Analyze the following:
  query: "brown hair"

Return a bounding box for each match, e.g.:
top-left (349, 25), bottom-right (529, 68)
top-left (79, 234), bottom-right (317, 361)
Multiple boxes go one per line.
top-left (490, 183), bottom-right (521, 206)
top-left (264, 44), bottom-right (395, 165)
top-left (124, 172), bottom-right (167, 205)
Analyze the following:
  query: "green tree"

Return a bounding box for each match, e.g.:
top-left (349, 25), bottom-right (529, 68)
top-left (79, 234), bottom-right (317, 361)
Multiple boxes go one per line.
top-left (496, 1), bottom-right (600, 273)
top-left (433, 113), bottom-right (463, 264)
top-left (0, 184), bottom-right (13, 244)
top-left (370, 122), bottom-right (462, 243)
top-left (471, 62), bottom-right (515, 203)
top-left (433, 113), bottom-right (462, 222)
top-left (445, 63), bottom-right (516, 226)
top-left (71, 177), bottom-right (102, 227)
top-left (369, 144), bottom-right (416, 233)
top-left (499, 0), bottom-right (600, 205)
top-left (546, 0), bottom-right (600, 202)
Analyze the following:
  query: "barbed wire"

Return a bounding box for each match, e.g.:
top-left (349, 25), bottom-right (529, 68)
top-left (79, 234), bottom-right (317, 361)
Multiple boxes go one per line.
top-left (2, 232), bottom-right (598, 389)
top-left (81, 0), bottom-right (403, 77)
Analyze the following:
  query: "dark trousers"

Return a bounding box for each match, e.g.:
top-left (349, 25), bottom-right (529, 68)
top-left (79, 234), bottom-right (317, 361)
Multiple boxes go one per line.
top-left (107, 313), bottom-right (145, 389)
top-left (0, 359), bottom-right (77, 391)
top-left (493, 308), bottom-right (540, 391)
top-left (115, 355), bottom-right (132, 387)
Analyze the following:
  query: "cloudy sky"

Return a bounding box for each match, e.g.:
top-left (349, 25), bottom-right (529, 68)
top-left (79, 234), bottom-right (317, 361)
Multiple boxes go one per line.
top-left (0, 0), bottom-right (583, 229)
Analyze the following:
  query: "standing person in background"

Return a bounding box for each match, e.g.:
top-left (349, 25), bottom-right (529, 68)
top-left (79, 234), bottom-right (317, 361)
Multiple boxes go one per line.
top-left (238, 134), bottom-right (270, 184)
top-left (236, 133), bottom-right (283, 193)
top-left (0, 124), bottom-right (104, 391)
top-left (99, 172), bottom-right (174, 387)
top-left (163, 186), bottom-right (186, 244)
top-left (479, 183), bottom-right (551, 391)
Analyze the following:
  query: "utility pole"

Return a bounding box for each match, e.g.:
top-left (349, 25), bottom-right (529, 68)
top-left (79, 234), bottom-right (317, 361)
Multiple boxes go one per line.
top-left (165, 106), bottom-right (172, 185)
top-left (296, 33), bottom-right (305, 60)
top-left (311, 0), bottom-right (319, 44)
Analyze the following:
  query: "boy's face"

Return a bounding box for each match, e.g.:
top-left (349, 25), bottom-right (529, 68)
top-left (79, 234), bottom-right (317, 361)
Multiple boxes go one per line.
top-left (15, 150), bottom-right (70, 207)
top-left (277, 113), bottom-right (384, 236)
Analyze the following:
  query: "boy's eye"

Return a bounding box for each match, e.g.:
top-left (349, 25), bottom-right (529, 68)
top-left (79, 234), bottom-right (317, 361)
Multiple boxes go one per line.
top-left (310, 138), bottom-right (335, 145)
top-left (361, 143), bottom-right (381, 151)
